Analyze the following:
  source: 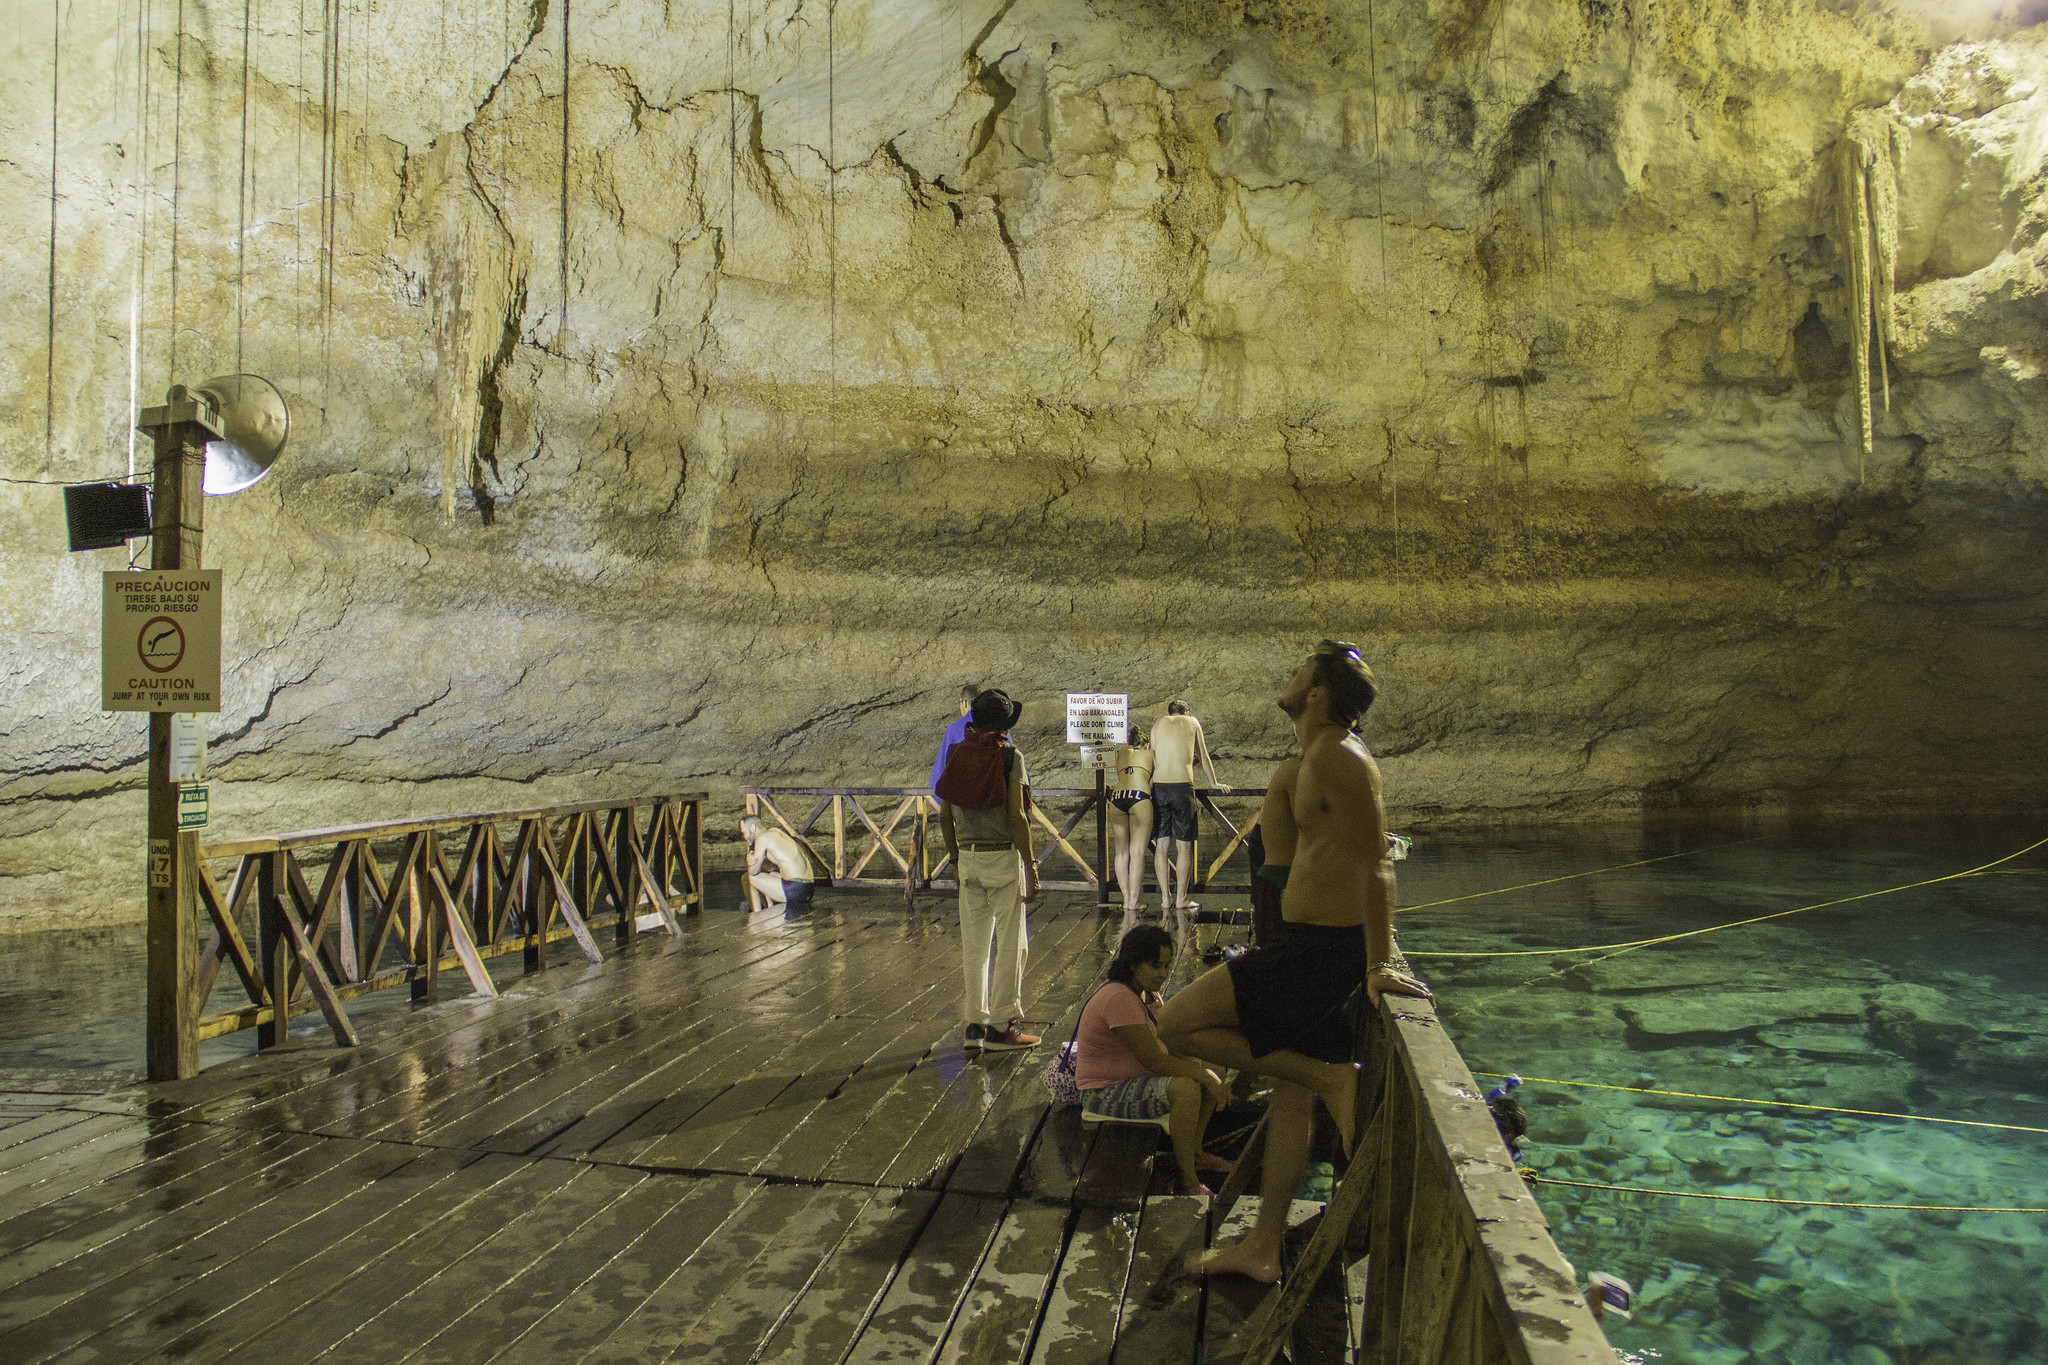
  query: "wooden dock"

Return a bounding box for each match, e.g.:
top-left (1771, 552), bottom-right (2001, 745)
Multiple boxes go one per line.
top-left (0, 894), bottom-right (1306, 1365)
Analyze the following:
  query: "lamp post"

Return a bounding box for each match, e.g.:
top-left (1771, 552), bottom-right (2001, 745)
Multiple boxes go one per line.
top-left (137, 386), bottom-right (217, 1082)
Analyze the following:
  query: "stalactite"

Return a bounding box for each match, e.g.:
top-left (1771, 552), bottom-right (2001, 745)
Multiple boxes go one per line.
top-left (1837, 112), bottom-right (1901, 485)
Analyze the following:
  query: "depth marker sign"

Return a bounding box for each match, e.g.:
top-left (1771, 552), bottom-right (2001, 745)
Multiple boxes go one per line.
top-left (102, 571), bottom-right (222, 712)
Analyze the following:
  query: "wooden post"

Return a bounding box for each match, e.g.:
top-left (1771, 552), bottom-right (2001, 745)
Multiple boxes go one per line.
top-left (413, 832), bottom-right (440, 1002)
top-left (256, 851), bottom-right (290, 1050)
top-left (832, 796), bottom-right (846, 879)
top-left (141, 389), bottom-right (213, 1081)
top-left (1094, 767), bottom-right (1111, 909)
top-left (523, 820), bottom-right (547, 972)
top-left (686, 799), bottom-right (703, 913)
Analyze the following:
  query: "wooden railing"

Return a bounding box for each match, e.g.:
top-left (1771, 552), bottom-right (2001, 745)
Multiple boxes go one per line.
top-left (739, 785), bottom-right (1269, 902)
top-left (184, 795), bottom-right (703, 1055)
top-left (1217, 990), bottom-right (1617, 1364)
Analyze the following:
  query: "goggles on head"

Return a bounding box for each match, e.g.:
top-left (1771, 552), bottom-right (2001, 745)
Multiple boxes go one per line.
top-left (1315, 639), bottom-right (1361, 661)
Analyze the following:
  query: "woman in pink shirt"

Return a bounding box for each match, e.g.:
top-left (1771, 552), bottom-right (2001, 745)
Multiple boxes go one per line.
top-left (1077, 925), bottom-right (1233, 1195)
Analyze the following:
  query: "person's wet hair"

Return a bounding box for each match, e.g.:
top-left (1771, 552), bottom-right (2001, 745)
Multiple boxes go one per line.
top-left (959, 682), bottom-right (980, 702)
top-left (1167, 699), bottom-right (1188, 715)
top-left (1106, 925), bottom-right (1175, 986)
top-left (1311, 640), bottom-right (1377, 729)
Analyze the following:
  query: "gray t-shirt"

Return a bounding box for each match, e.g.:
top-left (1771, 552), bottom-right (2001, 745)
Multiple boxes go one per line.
top-left (947, 749), bottom-right (1028, 845)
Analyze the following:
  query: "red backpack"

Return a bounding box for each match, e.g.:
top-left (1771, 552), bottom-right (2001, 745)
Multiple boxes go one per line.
top-left (935, 730), bottom-right (1015, 811)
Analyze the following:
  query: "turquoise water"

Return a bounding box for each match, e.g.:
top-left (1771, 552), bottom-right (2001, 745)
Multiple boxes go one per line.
top-left (1399, 821), bottom-right (2048, 1365)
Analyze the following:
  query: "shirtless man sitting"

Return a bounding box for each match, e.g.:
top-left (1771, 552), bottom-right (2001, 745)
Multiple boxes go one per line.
top-left (1149, 701), bottom-right (1230, 912)
top-left (741, 816), bottom-right (817, 908)
top-left (1156, 641), bottom-right (1431, 1282)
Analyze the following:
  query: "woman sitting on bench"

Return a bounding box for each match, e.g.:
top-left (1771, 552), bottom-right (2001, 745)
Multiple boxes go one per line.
top-left (1076, 925), bottom-right (1233, 1196)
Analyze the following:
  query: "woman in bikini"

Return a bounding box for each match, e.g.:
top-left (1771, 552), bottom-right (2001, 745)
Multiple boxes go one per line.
top-left (1108, 725), bottom-right (1155, 913)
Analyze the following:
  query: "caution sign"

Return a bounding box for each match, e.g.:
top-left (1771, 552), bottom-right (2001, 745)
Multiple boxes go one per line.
top-left (1065, 692), bottom-right (1129, 746)
top-left (102, 571), bottom-right (222, 712)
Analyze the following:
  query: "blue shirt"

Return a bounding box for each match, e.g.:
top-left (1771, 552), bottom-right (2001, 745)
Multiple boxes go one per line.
top-left (929, 714), bottom-right (971, 790)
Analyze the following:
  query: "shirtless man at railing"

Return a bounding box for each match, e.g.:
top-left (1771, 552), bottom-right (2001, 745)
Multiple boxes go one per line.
top-left (1157, 641), bottom-right (1431, 1282)
top-left (742, 816), bottom-right (816, 908)
top-left (1149, 700), bottom-right (1230, 912)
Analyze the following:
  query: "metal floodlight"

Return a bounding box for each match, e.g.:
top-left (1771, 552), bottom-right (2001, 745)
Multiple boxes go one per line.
top-left (193, 374), bottom-right (290, 495)
top-left (64, 481), bottom-right (153, 552)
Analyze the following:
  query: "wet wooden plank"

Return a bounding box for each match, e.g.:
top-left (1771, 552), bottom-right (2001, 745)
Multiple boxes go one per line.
top-left (243, 932), bottom-right (826, 1142)
top-left (1197, 1192), bottom-right (1272, 1363)
top-left (0, 1135), bottom-right (423, 1361)
top-left (397, 1169), bottom-right (708, 1365)
top-left (943, 970), bottom-right (1097, 1198)
top-left (213, 1161), bottom-right (653, 1364)
top-left (1031, 1203), bottom-right (1142, 1365)
top-left (932, 1199), bottom-right (1069, 1365)
top-left (1073, 1121), bottom-right (1164, 1211)
top-left (534, 921), bottom-right (951, 1164)
top-left (742, 1008), bottom-right (961, 1182)
top-left (532, 935), bottom-right (942, 1167)
top-left (0, 1118), bottom-right (222, 1227)
top-left (468, 1178), bottom-right (765, 1365)
top-left (693, 993), bottom-right (946, 1174)
top-left (486, 1178), bottom-right (803, 1364)
top-left (169, 913), bottom-right (809, 1128)
top-left (0, 1132), bottom-right (336, 1305)
top-left (0, 1110), bottom-right (96, 1153)
top-left (842, 1191), bottom-right (1007, 1365)
top-left (446, 916), bottom-right (902, 1155)
top-left (1112, 1185), bottom-right (1208, 1365)
top-left (821, 912), bottom-right (1111, 1188)
top-left (0, 1124), bottom-right (308, 1285)
top-left (144, 1149), bottom-right (521, 1363)
top-left (0, 1114), bottom-right (132, 1185)
top-left (595, 1183), bottom-right (878, 1364)
top-left (883, 928), bottom-right (1111, 1194)
top-left (1016, 1105), bottom-right (1097, 1206)
top-left (752, 1190), bottom-right (942, 1365)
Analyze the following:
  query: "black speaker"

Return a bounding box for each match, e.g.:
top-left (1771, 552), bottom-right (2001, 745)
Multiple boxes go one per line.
top-left (64, 482), bottom-right (154, 552)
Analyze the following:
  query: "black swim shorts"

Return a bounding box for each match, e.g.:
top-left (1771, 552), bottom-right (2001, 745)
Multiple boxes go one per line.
top-left (1153, 782), bottom-right (1198, 841)
top-left (1224, 920), bottom-right (1368, 1063)
top-left (781, 879), bottom-right (814, 906)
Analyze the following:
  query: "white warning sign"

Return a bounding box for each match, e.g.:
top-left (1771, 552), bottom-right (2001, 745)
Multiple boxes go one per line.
top-left (102, 571), bottom-right (222, 712)
top-left (1065, 692), bottom-right (1129, 746)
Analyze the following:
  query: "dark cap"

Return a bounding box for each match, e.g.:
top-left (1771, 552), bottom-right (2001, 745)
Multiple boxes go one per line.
top-left (969, 689), bottom-right (1024, 732)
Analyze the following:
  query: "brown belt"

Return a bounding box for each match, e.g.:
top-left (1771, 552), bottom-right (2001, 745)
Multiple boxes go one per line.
top-left (959, 842), bottom-right (1014, 852)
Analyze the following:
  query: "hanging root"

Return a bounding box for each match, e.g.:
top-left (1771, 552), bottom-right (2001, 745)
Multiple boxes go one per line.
top-left (1837, 113), bottom-right (1900, 486)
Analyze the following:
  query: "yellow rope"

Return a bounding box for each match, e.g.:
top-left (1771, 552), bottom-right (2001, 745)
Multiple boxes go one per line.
top-left (1398, 838), bottom-right (1761, 914)
top-left (1519, 1171), bottom-right (2045, 1214)
top-left (1472, 1072), bottom-right (2048, 1136)
top-left (1408, 834), bottom-right (2048, 959)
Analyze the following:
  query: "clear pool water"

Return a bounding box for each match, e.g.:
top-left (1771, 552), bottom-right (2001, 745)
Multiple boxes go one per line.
top-left (1400, 820), bottom-right (2047, 1365)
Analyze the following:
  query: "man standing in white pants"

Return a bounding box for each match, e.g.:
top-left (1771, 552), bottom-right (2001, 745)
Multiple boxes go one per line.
top-left (938, 689), bottom-right (1042, 1051)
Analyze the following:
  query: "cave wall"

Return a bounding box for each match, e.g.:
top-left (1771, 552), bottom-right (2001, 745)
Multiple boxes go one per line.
top-left (4, 0), bottom-right (2047, 927)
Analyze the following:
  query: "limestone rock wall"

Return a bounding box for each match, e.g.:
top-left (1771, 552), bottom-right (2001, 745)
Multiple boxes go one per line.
top-left (4, 1), bottom-right (2047, 926)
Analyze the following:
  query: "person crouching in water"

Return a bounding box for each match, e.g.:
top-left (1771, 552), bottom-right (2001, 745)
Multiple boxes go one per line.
top-left (1076, 925), bottom-right (1233, 1196)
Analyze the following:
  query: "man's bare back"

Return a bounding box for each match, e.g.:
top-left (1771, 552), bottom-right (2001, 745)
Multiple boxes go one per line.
top-left (1150, 713), bottom-right (1223, 788)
